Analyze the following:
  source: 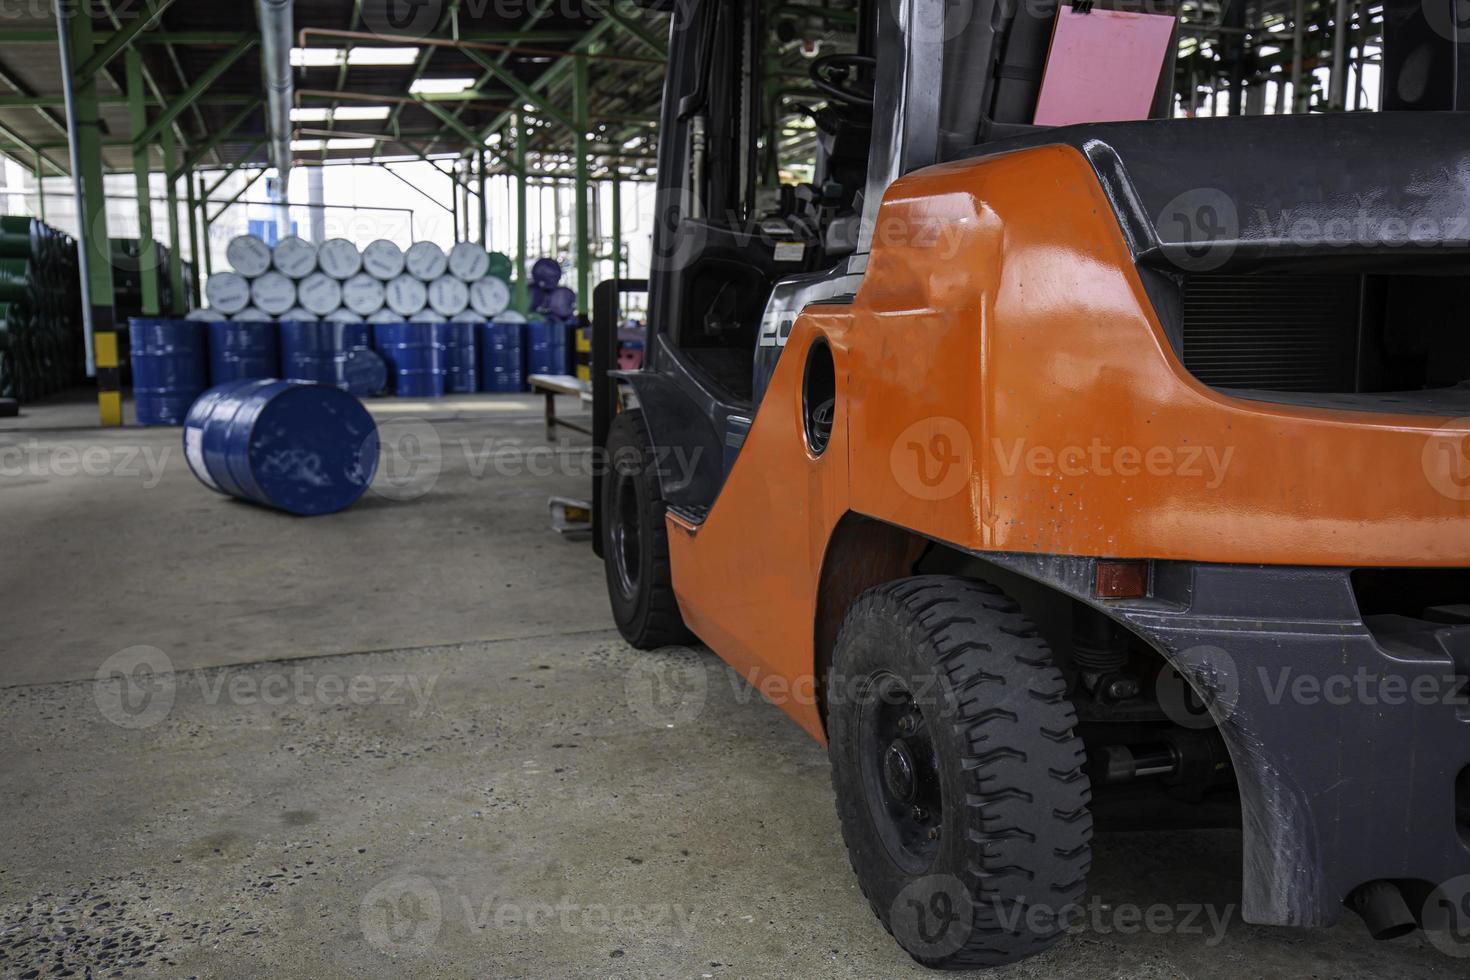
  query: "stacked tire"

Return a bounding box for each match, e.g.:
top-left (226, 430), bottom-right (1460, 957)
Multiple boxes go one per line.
top-left (0, 216), bottom-right (84, 402)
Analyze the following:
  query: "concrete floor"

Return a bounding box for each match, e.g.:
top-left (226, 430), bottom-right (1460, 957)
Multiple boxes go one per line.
top-left (0, 391), bottom-right (1459, 978)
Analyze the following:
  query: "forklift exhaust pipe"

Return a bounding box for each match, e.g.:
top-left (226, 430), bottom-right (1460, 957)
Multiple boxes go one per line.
top-left (1346, 881), bottom-right (1417, 941)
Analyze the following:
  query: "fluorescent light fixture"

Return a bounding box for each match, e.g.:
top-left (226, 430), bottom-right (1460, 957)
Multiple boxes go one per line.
top-left (293, 138), bottom-right (378, 152)
top-left (290, 47), bottom-right (342, 67)
top-left (334, 105), bottom-right (392, 121)
top-left (292, 46), bottom-right (420, 67)
top-left (291, 106), bottom-right (392, 124)
top-left (410, 77), bottom-right (477, 94)
top-left (347, 47), bottom-right (421, 66)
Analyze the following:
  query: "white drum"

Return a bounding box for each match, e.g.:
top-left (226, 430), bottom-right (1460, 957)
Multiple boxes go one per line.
top-left (428, 276), bottom-right (470, 316)
top-left (362, 239), bottom-right (405, 280)
top-left (385, 274), bottom-right (428, 316)
top-left (250, 271), bottom-right (297, 316)
top-left (367, 308), bottom-right (401, 324)
top-left (205, 272), bottom-right (251, 314)
top-left (233, 307), bottom-right (273, 322)
top-left (410, 310), bottom-right (445, 323)
top-left (281, 307), bottom-right (318, 322)
top-left (448, 242), bottom-right (490, 282)
top-left (405, 241), bottom-right (448, 281)
top-left (324, 308), bottom-right (365, 323)
top-left (469, 276), bottom-right (511, 318)
top-left (273, 236), bottom-right (318, 278)
top-left (225, 235), bottom-right (272, 277)
top-left (186, 308), bottom-right (221, 322)
top-left (297, 272), bottom-right (344, 316)
top-left (341, 273), bottom-right (386, 316)
top-left (317, 238), bottom-right (362, 279)
top-left (450, 310), bottom-right (484, 323)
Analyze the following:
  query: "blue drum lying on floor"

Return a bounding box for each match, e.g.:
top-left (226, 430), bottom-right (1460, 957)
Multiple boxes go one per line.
top-left (131, 318), bottom-right (209, 425)
top-left (342, 348), bottom-right (389, 399)
top-left (183, 379), bottom-right (379, 516)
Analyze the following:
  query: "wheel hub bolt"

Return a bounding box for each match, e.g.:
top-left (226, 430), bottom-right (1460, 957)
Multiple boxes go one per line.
top-left (883, 740), bottom-right (917, 801)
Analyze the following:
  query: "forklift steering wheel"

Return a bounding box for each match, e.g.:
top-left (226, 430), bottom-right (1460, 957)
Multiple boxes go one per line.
top-left (809, 54), bottom-right (876, 109)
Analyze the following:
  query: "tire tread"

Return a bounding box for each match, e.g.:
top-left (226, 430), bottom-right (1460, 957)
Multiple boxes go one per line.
top-left (828, 575), bottom-right (1093, 969)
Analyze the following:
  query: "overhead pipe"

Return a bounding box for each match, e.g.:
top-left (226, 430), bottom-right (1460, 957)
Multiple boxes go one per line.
top-left (257, 0), bottom-right (293, 239)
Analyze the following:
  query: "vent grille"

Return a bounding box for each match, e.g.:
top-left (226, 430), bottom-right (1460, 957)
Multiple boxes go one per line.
top-left (1180, 274), bottom-right (1362, 392)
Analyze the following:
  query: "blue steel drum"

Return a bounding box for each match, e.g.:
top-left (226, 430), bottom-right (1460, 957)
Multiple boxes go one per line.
top-left (130, 317), bottom-right (208, 425)
top-left (546, 286), bottom-right (576, 319)
top-left (279, 320), bottom-right (373, 390)
top-left (477, 320), bottom-right (525, 393)
top-left (342, 348), bottom-right (388, 398)
top-left (530, 257), bottom-right (563, 289)
top-left (374, 321), bottom-right (445, 397)
top-left (525, 316), bottom-right (567, 377)
top-left (340, 321), bottom-right (371, 352)
top-left (528, 284), bottom-right (549, 313)
top-left (183, 378), bottom-right (379, 516)
top-left (433, 321), bottom-right (478, 393)
top-left (207, 320), bottom-right (279, 385)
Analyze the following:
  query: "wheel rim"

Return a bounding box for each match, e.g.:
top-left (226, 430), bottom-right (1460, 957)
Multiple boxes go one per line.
top-left (856, 672), bottom-right (944, 872)
top-left (610, 471), bottom-right (642, 599)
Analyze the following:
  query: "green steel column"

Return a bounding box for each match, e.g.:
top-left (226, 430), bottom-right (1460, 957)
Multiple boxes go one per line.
top-left (184, 161), bottom-right (202, 310)
top-left (126, 50), bottom-right (159, 316)
top-left (33, 151), bottom-right (45, 221)
top-left (161, 126), bottom-right (184, 314)
top-left (68, 8), bottom-right (119, 425)
top-left (515, 113), bottom-right (528, 312)
top-left (478, 147), bottom-right (488, 247)
top-left (573, 55), bottom-right (590, 315)
top-left (611, 169), bottom-right (621, 285)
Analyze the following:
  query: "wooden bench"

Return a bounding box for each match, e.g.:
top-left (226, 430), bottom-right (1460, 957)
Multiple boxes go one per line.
top-left (527, 374), bottom-right (592, 441)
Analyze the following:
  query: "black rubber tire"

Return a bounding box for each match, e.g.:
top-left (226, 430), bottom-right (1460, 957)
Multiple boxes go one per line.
top-left (827, 575), bottom-right (1093, 969)
top-left (602, 409), bottom-right (696, 649)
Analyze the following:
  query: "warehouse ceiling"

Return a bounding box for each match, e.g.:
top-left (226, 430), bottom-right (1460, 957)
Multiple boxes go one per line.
top-left (0, 0), bottom-right (676, 180)
top-left (0, 0), bottom-right (1377, 184)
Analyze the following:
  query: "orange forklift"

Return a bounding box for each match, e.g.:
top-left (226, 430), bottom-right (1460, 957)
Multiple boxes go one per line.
top-left (590, 0), bottom-right (1470, 966)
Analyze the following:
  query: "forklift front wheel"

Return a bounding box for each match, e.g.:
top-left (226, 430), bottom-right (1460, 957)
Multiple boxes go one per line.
top-left (602, 410), bottom-right (696, 649)
top-left (827, 576), bottom-right (1093, 968)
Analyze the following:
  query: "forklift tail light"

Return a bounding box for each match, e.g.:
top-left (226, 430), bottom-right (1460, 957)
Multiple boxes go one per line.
top-left (1095, 560), bottom-right (1149, 599)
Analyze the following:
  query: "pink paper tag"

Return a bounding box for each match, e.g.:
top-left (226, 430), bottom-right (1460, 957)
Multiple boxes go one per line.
top-left (1033, 8), bottom-right (1177, 126)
